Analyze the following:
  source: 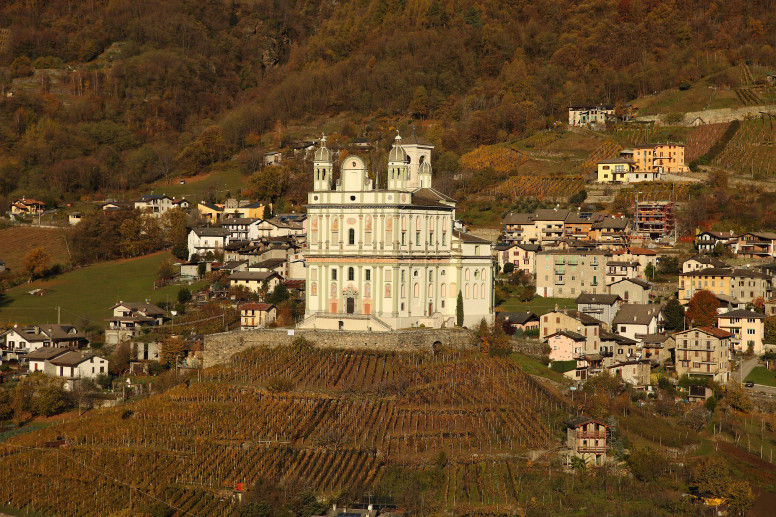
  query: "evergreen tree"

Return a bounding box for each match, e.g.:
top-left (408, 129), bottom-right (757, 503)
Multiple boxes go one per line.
top-left (456, 291), bottom-right (464, 326)
top-left (663, 297), bottom-right (685, 330)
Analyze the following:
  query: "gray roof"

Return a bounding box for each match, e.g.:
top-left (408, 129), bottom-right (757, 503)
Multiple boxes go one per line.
top-left (576, 293), bottom-right (621, 305)
top-left (680, 267), bottom-right (769, 279)
top-left (409, 188), bottom-right (455, 209)
top-left (192, 227), bottom-right (230, 237)
top-left (25, 347), bottom-right (69, 361)
top-left (641, 333), bottom-right (670, 345)
top-left (229, 271), bottom-right (279, 281)
top-left (547, 309), bottom-right (604, 326)
top-left (565, 415), bottom-right (609, 428)
top-left (609, 277), bottom-right (652, 289)
top-left (502, 212), bottom-right (534, 225)
top-left (111, 302), bottom-right (165, 316)
top-left (612, 304), bottom-right (662, 325)
top-left (600, 331), bottom-right (638, 344)
top-left (684, 255), bottom-right (730, 268)
top-left (49, 351), bottom-right (99, 367)
top-left (498, 311), bottom-right (539, 325)
top-left (221, 217), bottom-right (261, 225)
top-left (533, 208), bottom-right (569, 221)
top-left (592, 217), bottom-right (629, 230)
top-left (453, 229), bottom-right (491, 244)
top-left (716, 309), bottom-right (765, 320)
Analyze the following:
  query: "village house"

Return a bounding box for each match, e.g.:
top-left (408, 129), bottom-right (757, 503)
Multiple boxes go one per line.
top-left (640, 333), bottom-right (674, 365)
top-left (101, 201), bottom-right (133, 212)
top-left (240, 303), bottom-right (277, 330)
top-left (605, 260), bottom-right (640, 285)
top-left (607, 277), bottom-right (653, 304)
top-left (187, 227), bottom-right (231, 260)
top-left (197, 202), bottom-right (224, 224)
top-left (563, 211), bottom-right (606, 241)
top-left (736, 232), bottom-right (776, 259)
top-left (498, 311), bottom-right (540, 333)
top-left (263, 151), bottom-right (282, 166)
top-left (10, 197), bottom-right (46, 215)
top-left (695, 230), bottom-right (737, 254)
top-left (546, 330), bottom-right (586, 362)
top-left (220, 218), bottom-right (261, 241)
top-left (611, 304), bottom-right (664, 341)
top-left (105, 302), bottom-right (166, 345)
top-left (673, 327), bottom-right (732, 383)
top-left (0, 324), bottom-right (89, 361)
top-left (678, 268), bottom-right (771, 304)
top-left (228, 271), bottom-right (282, 294)
top-left (501, 212), bottom-right (535, 244)
top-left (623, 143), bottom-right (688, 175)
top-left (565, 416), bottom-right (609, 466)
top-left (590, 216), bottom-right (630, 247)
top-left (597, 158), bottom-right (635, 184)
top-left (612, 247), bottom-right (658, 277)
top-left (134, 194), bottom-right (173, 218)
top-left (172, 198), bottom-right (190, 211)
top-left (576, 293), bottom-right (621, 328)
top-left (535, 249), bottom-right (609, 298)
top-left (682, 255), bottom-right (730, 274)
top-left (601, 331), bottom-right (637, 362)
top-left (715, 309), bottom-right (765, 354)
top-left (568, 105), bottom-right (614, 127)
top-left (540, 308), bottom-right (603, 354)
top-left (68, 212), bottom-right (82, 225)
top-left (495, 242), bottom-right (539, 275)
top-left (607, 360), bottom-right (651, 387)
top-left (27, 347), bottom-right (109, 380)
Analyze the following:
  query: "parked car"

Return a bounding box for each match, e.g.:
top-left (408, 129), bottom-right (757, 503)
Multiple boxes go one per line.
top-left (745, 381), bottom-right (755, 387)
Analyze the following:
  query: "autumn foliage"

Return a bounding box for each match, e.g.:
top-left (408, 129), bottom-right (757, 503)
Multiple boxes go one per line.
top-left (685, 289), bottom-right (721, 328)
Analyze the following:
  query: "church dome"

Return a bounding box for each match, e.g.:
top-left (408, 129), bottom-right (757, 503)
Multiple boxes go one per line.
top-left (314, 134), bottom-right (332, 162)
top-left (388, 133), bottom-right (407, 163)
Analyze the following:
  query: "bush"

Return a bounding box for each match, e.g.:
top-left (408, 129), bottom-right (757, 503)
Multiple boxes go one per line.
top-left (678, 81), bottom-right (692, 91)
top-left (502, 262), bottom-right (514, 275)
top-left (550, 360), bottom-right (577, 373)
top-left (266, 375), bottom-right (295, 392)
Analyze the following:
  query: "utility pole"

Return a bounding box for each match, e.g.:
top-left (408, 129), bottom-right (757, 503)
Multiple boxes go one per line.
top-left (57, 306), bottom-right (60, 324)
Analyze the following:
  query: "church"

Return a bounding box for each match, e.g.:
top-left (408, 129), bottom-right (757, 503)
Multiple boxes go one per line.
top-left (298, 132), bottom-right (494, 331)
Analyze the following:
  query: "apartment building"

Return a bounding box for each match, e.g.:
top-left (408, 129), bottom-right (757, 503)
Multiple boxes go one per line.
top-left (736, 232), bottom-right (776, 259)
top-left (536, 250), bottom-right (609, 298)
top-left (715, 309), bottom-right (765, 354)
top-left (678, 268), bottom-right (771, 303)
top-left (622, 144), bottom-right (688, 174)
top-left (673, 327), bottom-right (732, 383)
top-left (568, 105), bottom-right (614, 127)
top-left (540, 308), bottom-right (603, 354)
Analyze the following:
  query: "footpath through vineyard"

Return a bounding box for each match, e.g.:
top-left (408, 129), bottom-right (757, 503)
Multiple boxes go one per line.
top-left (0, 344), bottom-right (569, 516)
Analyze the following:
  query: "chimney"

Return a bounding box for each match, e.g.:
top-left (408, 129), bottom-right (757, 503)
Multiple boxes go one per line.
top-left (555, 304), bottom-right (559, 312)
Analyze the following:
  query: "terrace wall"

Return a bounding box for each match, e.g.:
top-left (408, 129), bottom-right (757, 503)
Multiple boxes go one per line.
top-left (203, 327), bottom-right (476, 367)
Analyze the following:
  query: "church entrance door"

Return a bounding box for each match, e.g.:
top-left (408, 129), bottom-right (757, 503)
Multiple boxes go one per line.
top-left (346, 298), bottom-right (355, 314)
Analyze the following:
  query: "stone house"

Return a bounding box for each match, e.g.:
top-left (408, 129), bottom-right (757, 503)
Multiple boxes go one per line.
top-left (640, 333), bottom-right (674, 365)
top-left (607, 277), bottom-right (652, 304)
top-left (565, 415), bottom-right (609, 466)
top-left (605, 260), bottom-right (640, 285)
top-left (495, 242), bottom-right (540, 275)
top-left (240, 303), bottom-right (278, 330)
top-left (607, 360), bottom-right (651, 387)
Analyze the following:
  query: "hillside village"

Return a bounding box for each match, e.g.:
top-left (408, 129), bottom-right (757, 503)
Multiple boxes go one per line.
top-left (4, 0), bottom-right (776, 515)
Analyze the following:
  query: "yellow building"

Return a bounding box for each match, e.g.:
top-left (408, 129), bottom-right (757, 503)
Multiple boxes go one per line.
top-left (715, 309), bottom-right (765, 354)
top-left (197, 202), bottom-right (224, 223)
top-left (623, 144), bottom-right (689, 175)
top-left (678, 268), bottom-right (771, 303)
top-left (597, 158), bottom-right (635, 183)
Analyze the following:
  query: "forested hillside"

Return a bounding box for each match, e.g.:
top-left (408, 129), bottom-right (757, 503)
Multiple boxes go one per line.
top-left (1, 0), bottom-right (776, 207)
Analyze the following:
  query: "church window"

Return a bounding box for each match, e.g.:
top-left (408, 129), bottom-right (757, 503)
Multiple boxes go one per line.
top-left (441, 284), bottom-right (446, 297)
top-left (414, 283), bottom-right (419, 297)
top-left (465, 284), bottom-right (470, 298)
top-left (365, 269), bottom-right (371, 281)
top-left (348, 228), bottom-right (355, 245)
top-left (348, 267), bottom-right (355, 281)
top-left (465, 268), bottom-right (470, 281)
top-left (428, 271), bottom-right (433, 281)
top-left (385, 284), bottom-right (391, 298)
top-left (331, 269), bottom-right (337, 281)
top-left (311, 282), bottom-right (317, 296)
top-left (430, 231), bottom-right (434, 244)
top-left (401, 232), bottom-right (406, 245)
top-left (401, 270), bottom-right (406, 282)
top-left (416, 232), bottom-right (421, 245)
top-left (428, 284), bottom-right (433, 297)
top-left (441, 232), bottom-right (446, 245)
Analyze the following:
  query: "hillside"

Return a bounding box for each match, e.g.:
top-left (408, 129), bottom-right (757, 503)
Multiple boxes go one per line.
top-left (2, 0), bottom-right (776, 210)
top-left (0, 251), bottom-right (189, 328)
top-left (0, 344), bottom-right (567, 516)
top-left (0, 225), bottom-right (71, 271)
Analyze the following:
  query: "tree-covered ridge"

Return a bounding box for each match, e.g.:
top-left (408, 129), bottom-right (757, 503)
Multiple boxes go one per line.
top-left (0, 0), bottom-right (775, 207)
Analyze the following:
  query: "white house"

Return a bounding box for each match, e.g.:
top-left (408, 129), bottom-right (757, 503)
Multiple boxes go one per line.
top-left (27, 347), bottom-right (108, 379)
top-left (134, 194), bottom-right (173, 218)
top-left (187, 227), bottom-right (231, 260)
top-left (105, 302), bottom-right (166, 345)
top-left (228, 271), bottom-right (282, 293)
top-left (611, 304), bottom-right (663, 341)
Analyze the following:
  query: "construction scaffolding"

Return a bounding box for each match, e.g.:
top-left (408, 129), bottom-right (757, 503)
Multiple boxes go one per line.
top-left (634, 200), bottom-right (675, 241)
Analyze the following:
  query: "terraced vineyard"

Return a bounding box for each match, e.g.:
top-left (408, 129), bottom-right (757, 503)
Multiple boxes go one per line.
top-left (685, 122), bottom-right (728, 162)
top-left (614, 124), bottom-right (656, 146)
top-left (0, 345), bottom-right (567, 516)
top-left (495, 175), bottom-right (586, 200)
top-left (580, 139), bottom-right (623, 172)
top-left (712, 118), bottom-right (776, 176)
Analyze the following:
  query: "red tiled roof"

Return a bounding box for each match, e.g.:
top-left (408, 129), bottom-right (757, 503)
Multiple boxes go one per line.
top-left (697, 326), bottom-right (733, 338)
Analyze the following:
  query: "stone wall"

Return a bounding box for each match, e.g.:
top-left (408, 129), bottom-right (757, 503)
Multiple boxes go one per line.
top-left (511, 339), bottom-right (546, 355)
top-left (203, 327), bottom-right (476, 367)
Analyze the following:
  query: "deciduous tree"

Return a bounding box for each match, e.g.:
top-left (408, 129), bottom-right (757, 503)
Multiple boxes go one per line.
top-left (685, 290), bottom-right (720, 328)
top-left (22, 247), bottom-right (51, 282)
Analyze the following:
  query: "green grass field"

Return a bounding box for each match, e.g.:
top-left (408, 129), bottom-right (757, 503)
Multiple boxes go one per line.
top-left (510, 352), bottom-right (568, 383)
top-left (498, 296), bottom-right (576, 315)
top-left (745, 366), bottom-right (776, 387)
top-left (0, 252), bottom-right (191, 329)
top-left (145, 163), bottom-right (248, 201)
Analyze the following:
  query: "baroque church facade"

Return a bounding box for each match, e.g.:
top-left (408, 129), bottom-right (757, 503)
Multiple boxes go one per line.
top-left (299, 132), bottom-right (494, 331)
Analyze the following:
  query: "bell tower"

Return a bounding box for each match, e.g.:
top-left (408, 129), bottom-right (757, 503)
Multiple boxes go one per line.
top-left (313, 134), bottom-right (334, 191)
top-left (387, 132), bottom-right (409, 191)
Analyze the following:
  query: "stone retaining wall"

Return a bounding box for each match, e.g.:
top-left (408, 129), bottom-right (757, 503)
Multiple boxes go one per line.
top-left (203, 328), bottom-right (477, 367)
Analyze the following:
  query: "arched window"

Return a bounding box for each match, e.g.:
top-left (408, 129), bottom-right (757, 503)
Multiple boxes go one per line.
top-left (465, 268), bottom-right (470, 281)
top-left (348, 267), bottom-right (355, 281)
top-left (348, 228), bottom-right (355, 245)
top-left (331, 269), bottom-right (337, 281)
top-left (428, 284), bottom-right (433, 297)
top-left (414, 283), bottom-right (419, 297)
top-left (465, 283), bottom-right (470, 298)
top-left (481, 283), bottom-right (486, 299)
top-left (441, 283), bottom-right (447, 297)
